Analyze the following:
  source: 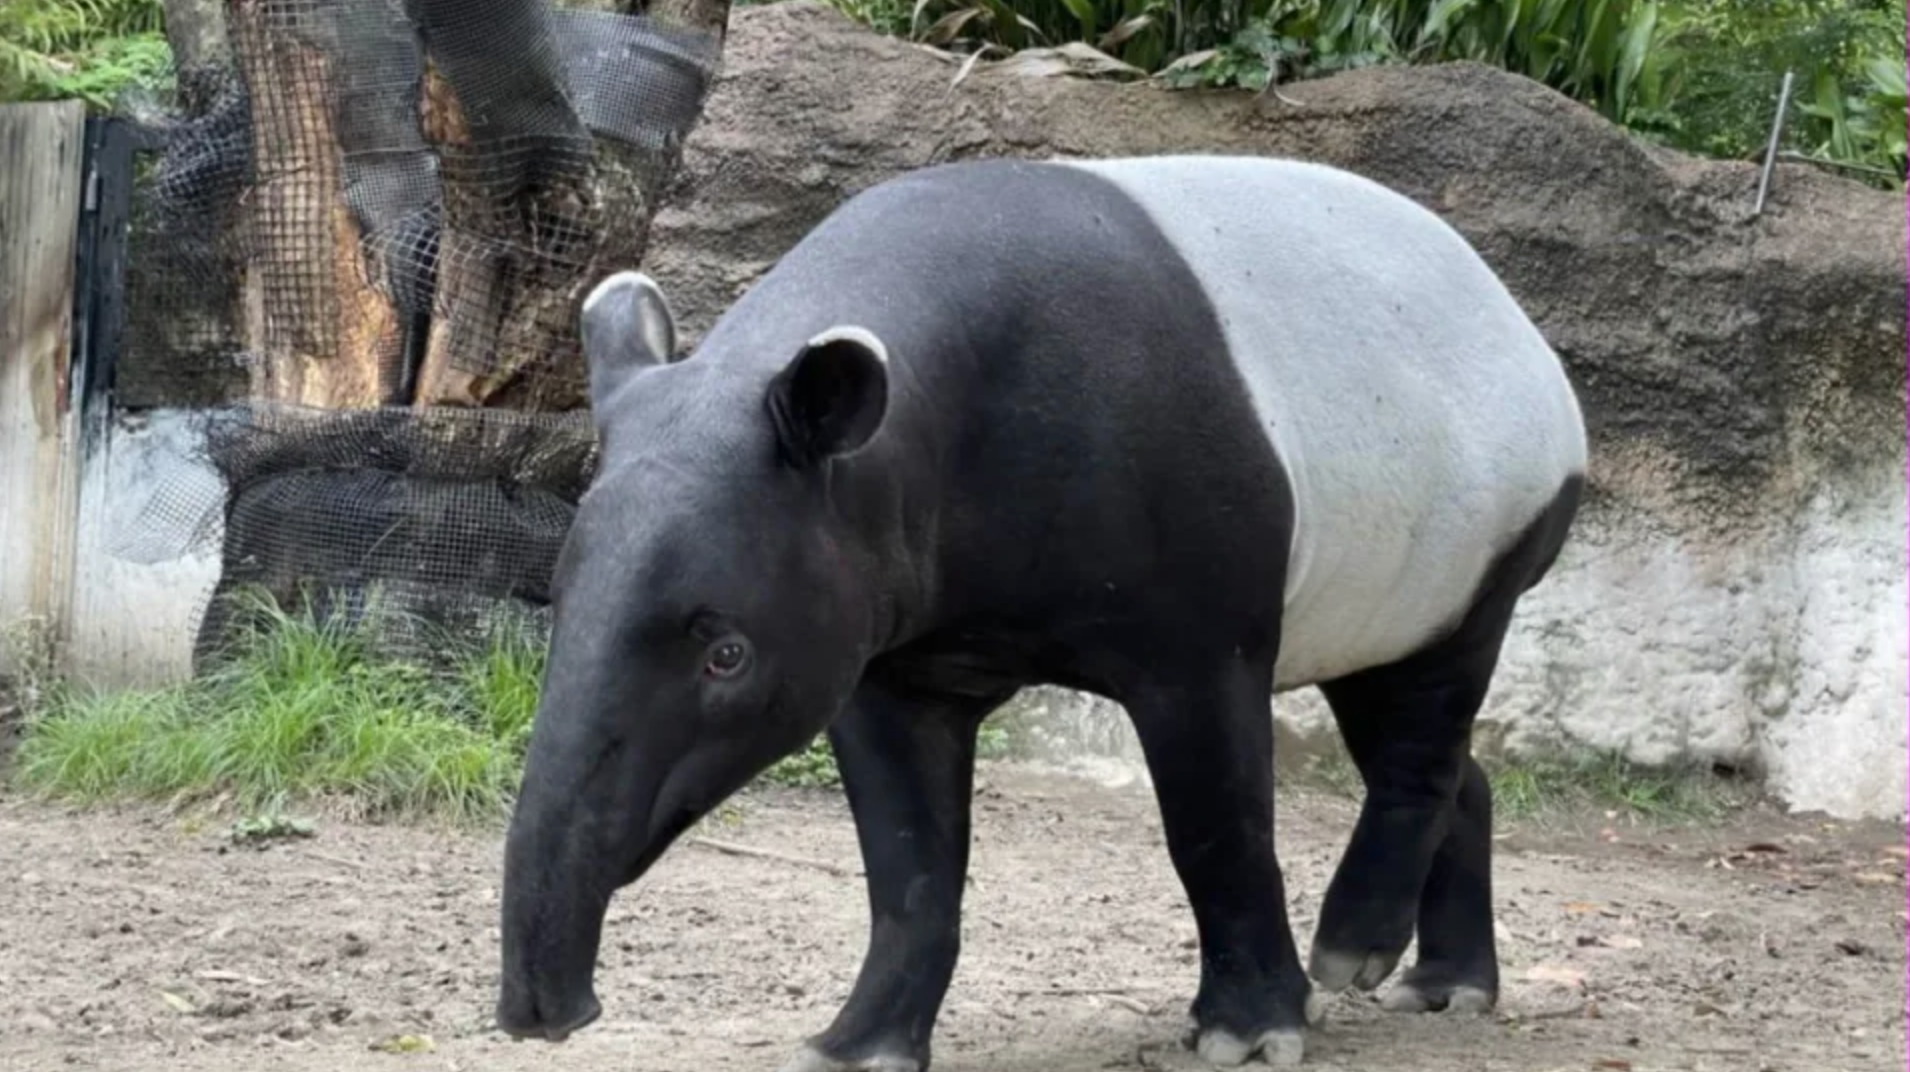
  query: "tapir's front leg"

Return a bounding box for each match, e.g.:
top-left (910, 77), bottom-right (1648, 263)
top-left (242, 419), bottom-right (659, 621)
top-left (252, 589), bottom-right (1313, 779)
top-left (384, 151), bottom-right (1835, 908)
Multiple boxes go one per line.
top-left (1125, 654), bottom-right (1324, 1068)
top-left (779, 677), bottom-right (1010, 1072)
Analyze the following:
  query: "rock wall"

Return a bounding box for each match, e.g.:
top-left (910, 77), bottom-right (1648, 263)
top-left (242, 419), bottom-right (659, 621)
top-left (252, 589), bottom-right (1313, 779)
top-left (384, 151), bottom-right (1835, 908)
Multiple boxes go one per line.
top-left (644, 2), bottom-right (1909, 819)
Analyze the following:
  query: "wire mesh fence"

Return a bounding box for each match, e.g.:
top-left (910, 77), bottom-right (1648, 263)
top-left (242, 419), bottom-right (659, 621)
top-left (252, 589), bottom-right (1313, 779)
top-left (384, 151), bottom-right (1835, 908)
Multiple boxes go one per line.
top-left (109, 0), bottom-right (724, 668)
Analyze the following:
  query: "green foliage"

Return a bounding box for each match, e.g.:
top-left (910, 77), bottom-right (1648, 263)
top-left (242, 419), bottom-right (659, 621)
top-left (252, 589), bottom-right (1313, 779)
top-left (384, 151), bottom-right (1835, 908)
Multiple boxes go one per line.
top-left (904, 0), bottom-right (1672, 124)
top-left (835, 0), bottom-right (1903, 184)
top-left (1653, 0), bottom-right (1905, 181)
top-left (227, 811), bottom-right (318, 844)
top-left (764, 735), bottom-right (847, 788)
top-left (0, 0), bottom-right (171, 107)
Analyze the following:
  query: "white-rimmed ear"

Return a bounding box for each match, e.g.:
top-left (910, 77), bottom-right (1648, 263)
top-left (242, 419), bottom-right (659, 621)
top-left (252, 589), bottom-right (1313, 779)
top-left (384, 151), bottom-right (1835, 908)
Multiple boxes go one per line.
top-left (765, 325), bottom-right (890, 468)
top-left (580, 270), bottom-right (678, 411)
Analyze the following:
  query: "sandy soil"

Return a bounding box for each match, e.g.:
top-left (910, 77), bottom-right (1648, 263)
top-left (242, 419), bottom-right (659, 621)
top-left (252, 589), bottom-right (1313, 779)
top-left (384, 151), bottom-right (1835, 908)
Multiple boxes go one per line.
top-left (1, 763), bottom-right (1903, 1072)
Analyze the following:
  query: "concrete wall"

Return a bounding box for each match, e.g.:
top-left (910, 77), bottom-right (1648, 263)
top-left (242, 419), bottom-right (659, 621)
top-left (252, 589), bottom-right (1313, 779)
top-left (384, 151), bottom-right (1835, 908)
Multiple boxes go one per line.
top-left (639, 4), bottom-right (1909, 821)
top-left (64, 408), bottom-right (223, 688)
top-left (57, 408), bottom-right (1908, 821)
top-left (1006, 463), bottom-right (1909, 821)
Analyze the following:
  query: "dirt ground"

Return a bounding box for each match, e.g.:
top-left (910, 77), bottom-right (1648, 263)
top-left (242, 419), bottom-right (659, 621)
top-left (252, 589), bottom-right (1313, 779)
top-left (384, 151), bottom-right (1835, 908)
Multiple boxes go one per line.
top-left (1, 762), bottom-right (1903, 1072)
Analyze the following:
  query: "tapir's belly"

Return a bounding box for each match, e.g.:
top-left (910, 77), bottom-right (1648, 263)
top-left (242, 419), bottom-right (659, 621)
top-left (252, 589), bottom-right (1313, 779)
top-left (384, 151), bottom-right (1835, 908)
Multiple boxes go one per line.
top-left (1063, 156), bottom-right (1588, 690)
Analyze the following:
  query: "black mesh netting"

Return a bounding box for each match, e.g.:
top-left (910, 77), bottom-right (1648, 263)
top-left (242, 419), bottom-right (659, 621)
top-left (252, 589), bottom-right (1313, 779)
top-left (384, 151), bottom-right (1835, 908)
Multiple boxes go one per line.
top-left (108, 0), bottom-right (722, 668)
top-left (116, 402), bottom-right (601, 669)
top-left (120, 0), bottom-right (720, 408)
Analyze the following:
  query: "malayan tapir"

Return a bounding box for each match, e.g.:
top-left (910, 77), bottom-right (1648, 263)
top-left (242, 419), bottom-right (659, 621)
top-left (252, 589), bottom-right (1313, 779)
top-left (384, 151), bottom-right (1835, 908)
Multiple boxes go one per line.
top-left (495, 154), bottom-right (1588, 1069)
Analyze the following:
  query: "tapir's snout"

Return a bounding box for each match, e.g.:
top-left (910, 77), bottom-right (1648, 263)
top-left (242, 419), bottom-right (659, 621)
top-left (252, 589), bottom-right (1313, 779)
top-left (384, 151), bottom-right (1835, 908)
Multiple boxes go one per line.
top-left (495, 975), bottom-right (602, 1042)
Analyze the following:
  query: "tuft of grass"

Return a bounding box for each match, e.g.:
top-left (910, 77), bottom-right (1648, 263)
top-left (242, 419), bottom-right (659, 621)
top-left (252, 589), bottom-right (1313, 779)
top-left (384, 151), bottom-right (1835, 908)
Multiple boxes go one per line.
top-left (12, 593), bottom-right (533, 823)
top-left (1484, 751), bottom-right (1755, 823)
top-left (9, 588), bottom-right (1027, 819)
top-left (756, 718), bottom-right (1021, 790)
top-left (1275, 736), bottom-right (1754, 825)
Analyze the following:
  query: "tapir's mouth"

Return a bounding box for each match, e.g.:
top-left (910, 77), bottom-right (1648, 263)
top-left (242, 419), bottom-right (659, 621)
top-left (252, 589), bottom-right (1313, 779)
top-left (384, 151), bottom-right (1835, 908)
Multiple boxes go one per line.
top-left (497, 993), bottom-right (602, 1043)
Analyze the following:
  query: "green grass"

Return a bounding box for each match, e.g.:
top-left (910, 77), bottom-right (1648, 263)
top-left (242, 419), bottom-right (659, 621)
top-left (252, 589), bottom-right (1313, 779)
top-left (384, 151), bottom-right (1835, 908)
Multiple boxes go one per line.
top-left (1484, 751), bottom-right (1753, 822)
top-left (5, 590), bottom-right (1022, 820)
top-left (9, 591), bottom-right (1749, 827)
top-left (1280, 741), bottom-right (1754, 823)
top-left (12, 597), bottom-right (532, 822)
top-left (765, 719), bottom-right (1020, 790)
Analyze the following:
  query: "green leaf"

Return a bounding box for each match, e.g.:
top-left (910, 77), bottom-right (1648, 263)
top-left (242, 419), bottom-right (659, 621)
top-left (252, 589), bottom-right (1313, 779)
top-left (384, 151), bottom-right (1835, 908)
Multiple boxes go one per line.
top-left (1615, 0), bottom-right (1659, 115)
top-left (370, 1033), bottom-right (436, 1055)
top-left (1058, 0), bottom-right (1100, 36)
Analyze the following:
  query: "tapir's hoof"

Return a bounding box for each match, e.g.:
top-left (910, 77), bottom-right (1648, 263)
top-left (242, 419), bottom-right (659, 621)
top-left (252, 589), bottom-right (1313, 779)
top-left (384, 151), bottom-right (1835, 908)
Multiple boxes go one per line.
top-left (1192, 1026), bottom-right (1306, 1067)
top-left (1181, 990), bottom-right (1325, 1067)
top-left (1379, 981), bottom-right (1496, 1015)
top-left (776, 1043), bottom-right (920, 1072)
top-left (1307, 946), bottom-right (1402, 992)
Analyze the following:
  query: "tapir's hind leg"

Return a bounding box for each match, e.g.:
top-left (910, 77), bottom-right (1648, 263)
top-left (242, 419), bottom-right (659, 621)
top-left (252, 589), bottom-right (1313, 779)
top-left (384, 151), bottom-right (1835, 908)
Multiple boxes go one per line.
top-left (780, 677), bottom-right (1011, 1072)
top-left (1124, 654), bottom-right (1322, 1068)
top-left (1310, 655), bottom-right (1500, 1006)
top-left (1307, 476), bottom-right (1582, 1005)
top-left (1378, 755), bottom-right (1499, 1014)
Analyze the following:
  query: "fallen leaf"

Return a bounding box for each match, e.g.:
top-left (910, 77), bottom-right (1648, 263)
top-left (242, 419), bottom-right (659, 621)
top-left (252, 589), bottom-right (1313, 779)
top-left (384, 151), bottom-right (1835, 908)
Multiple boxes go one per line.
top-left (194, 969), bottom-right (266, 986)
top-left (370, 1033), bottom-right (436, 1054)
top-left (1563, 901), bottom-right (1602, 915)
top-left (1523, 963), bottom-right (1587, 989)
top-left (158, 990), bottom-right (196, 1014)
top-left (1594, 1059), bottom-right (1634, 1070)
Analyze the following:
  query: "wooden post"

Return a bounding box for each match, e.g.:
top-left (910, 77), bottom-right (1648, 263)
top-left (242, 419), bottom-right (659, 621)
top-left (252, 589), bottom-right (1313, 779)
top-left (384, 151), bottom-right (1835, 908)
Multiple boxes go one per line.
top-left (0, 102), bottom-right (87, 675)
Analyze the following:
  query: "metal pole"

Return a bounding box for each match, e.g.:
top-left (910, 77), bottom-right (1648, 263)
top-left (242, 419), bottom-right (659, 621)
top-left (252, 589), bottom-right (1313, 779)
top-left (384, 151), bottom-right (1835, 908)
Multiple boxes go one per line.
top-left (1754, 69), bottom-right (1795, 217)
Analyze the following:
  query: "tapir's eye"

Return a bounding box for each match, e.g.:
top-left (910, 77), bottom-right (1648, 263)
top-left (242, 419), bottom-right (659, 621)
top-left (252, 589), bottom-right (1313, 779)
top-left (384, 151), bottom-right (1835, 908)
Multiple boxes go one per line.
top-left (704, 638), bottom-right (750, 678)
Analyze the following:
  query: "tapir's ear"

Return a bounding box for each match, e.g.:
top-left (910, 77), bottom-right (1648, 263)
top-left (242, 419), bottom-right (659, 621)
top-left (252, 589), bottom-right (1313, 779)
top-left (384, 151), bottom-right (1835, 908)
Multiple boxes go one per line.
top-left (580, 270), bottom-right (678, 411)
top-left (766, 326), bottom-right (890, 468)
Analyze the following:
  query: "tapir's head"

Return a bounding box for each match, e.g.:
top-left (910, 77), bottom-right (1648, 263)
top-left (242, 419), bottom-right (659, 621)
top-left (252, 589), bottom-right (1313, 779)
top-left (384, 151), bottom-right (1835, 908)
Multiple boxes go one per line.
top-left (495, 272), bottom-right (892, 1041)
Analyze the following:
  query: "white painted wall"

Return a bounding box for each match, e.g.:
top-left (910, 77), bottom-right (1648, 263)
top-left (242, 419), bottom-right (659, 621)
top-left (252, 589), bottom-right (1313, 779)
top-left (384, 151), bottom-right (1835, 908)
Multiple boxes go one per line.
top-left (31, 406), bottom-right (1909, 822)
top-left (64, 408), bottom-right (224, 688)
top-left (1014, 461), bottom-right (1910, 823)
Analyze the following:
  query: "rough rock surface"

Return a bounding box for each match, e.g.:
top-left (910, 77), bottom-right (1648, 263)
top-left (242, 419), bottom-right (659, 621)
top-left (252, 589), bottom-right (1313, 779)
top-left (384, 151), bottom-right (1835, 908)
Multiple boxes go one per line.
top-left (646, 2), bottom-right (1909, 818)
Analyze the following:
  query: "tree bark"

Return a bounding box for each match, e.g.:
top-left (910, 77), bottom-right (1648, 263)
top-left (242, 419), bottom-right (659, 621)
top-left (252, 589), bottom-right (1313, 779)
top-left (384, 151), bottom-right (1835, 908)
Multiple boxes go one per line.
top-left (640, 0), bottom-right (732, 44)
top-left (229, 0), bottom-right (402, 409)
top-left (409, 0), bottom-right (732, 411)
top-left (163, 0), bottom-right (231, 73)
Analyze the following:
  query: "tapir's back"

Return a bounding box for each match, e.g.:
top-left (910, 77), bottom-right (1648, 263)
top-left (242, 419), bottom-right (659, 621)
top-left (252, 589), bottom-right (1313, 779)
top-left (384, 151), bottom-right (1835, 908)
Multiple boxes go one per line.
top-left (1057, 156), bottom-right (1586, 688)
top-left (712, 154), bottom-right (1585, 690)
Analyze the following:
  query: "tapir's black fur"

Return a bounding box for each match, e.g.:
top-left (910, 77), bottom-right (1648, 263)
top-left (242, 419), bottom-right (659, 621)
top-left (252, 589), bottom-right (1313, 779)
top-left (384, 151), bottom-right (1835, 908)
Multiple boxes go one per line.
top-left (496, 157), bottom-right (1585, 1070)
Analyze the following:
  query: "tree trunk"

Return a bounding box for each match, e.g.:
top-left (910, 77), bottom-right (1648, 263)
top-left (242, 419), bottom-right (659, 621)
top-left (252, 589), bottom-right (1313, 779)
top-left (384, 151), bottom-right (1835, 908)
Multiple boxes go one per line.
top-left (163, 0), bottom-right (230, 74)
top-left (228, 0), bottom-right (402, 409)
top-left (410, 0), bottom-right (732, 411)
top-left (641, 0), bottom-right (731, 43)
